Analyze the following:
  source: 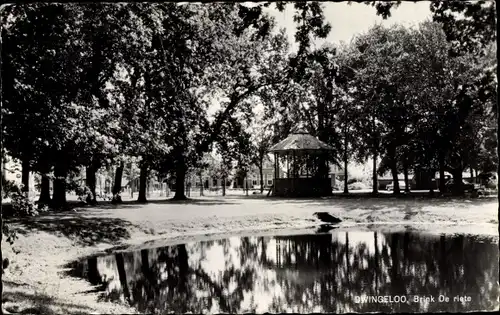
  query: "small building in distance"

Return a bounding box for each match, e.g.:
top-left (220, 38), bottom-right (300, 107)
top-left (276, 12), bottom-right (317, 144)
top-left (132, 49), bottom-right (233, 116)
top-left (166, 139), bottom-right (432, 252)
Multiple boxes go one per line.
top-left (329, 164), bottom-right (344, 189)
top-left (185, 154), bottom-right (233, 192)
top-left (377, 173), bottom-right (414, 190)
top-left (2, 155), bottom-right (37, 197)
top-left (232, 155), bottom-right (284, 190)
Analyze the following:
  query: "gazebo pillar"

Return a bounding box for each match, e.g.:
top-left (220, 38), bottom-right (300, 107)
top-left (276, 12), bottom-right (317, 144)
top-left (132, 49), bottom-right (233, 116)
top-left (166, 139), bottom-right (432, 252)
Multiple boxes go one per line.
top-left (286, 154), bottom-right (290, 178)
top-left (274, 153), bottom-right (279, 180)
top-left (325, 152), bottom-right (329, 179)
top-left (306, 153), bottom-right (309, 178)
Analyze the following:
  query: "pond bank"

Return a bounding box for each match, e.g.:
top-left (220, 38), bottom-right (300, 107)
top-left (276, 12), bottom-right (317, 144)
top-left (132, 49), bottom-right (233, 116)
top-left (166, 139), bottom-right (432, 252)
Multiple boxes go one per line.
top-left (2, 196), bottom-right (498, 314)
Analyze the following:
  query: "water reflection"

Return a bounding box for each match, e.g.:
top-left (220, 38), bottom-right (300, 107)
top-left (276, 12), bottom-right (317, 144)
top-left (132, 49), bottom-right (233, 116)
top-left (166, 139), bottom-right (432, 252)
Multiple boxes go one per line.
top-left (72, 232), bottom-right (499, 313)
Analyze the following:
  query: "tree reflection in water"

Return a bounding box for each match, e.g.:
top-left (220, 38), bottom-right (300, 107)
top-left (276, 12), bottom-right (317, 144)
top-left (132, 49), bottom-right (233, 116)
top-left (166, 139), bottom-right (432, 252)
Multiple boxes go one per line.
top-left (72, 232), bottom-right (499, 313)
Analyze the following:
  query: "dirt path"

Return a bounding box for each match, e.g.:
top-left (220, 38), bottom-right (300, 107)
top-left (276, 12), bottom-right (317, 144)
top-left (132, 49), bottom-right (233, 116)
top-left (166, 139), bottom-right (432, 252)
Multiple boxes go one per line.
top-left (2, 196), bottom-right (498, 314)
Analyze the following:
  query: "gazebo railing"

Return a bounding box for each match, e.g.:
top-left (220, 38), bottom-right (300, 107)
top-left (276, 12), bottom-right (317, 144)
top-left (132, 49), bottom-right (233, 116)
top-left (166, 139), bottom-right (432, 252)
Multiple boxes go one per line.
top-left (273, 177), bottom-right (332, 197)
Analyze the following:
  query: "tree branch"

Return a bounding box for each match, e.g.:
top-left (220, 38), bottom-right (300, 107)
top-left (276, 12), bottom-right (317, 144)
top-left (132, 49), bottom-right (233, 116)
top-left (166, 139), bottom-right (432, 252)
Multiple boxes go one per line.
top-left (198, 79), bottom-right (284, 153)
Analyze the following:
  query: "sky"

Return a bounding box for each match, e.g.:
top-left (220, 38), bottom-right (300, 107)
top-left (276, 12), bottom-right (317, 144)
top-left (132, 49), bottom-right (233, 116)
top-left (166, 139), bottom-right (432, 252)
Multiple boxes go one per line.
top-left (265, 1), bottom-right (433, 52)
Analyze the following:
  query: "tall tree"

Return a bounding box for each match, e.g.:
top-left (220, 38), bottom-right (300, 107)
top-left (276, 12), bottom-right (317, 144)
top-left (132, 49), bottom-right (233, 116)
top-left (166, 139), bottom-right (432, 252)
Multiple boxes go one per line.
top-left (340, 26), bottom-right (394, 194)
top-left (2, 3), bottom-right (87, 206)
top-left (410, 22), bottom-right (496, 194)
top-left (162, 2), bottom-right (334, 200)
top-left (158, 5), bottom-right (291, 200)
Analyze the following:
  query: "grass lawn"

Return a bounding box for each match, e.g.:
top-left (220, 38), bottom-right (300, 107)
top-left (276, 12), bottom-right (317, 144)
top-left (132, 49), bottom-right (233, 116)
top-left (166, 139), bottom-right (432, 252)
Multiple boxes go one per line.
top-left (2, 195), bottom-right (498, 314)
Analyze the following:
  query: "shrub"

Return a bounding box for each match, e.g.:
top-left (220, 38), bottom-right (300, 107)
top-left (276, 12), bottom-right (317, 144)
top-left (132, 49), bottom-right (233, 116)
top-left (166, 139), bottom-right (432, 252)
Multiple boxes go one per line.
top-left (348, 182), bottom-right (369, 190)
top-left (111, 193), bottom-right (122, 204)
top-left (1, 178), bottom-right (17, 198)
top-left (10, 189), bottom-right (42, 217)
top-left (96, 192), bottom-right (112, 201)
top-left (347, 178), bottom-right (364, 185)
top-left (2, 182), bottom-right (48, 218)
top-left (75, 185), bottom-right (93, 203)
top-left (2, 223), bottom-right (18, 246)
top-left (2, 183), bottom-right (46, 275)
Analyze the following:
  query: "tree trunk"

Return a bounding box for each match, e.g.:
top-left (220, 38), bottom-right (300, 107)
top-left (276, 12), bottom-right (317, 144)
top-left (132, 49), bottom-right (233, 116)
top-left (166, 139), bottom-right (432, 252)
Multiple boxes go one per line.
top-left (199, 173), bottom-right (203, 196)
top-left (343, 156), bottom-right (349, 194)
top-left (388, 146), bottom-right (400, 194)
top-left (244, 173), bottom-right (249, 196)
top-left (343, 126), bottom-right (349, 194)
top-left (428, 169), bottom-right (435, 195)
top-left (403, 164), bottom-right (410, 193)
top-left (38, 174), bottom-right (51, 204)
top-left (1, 159), bottom-right (3, 303)
top-left (138, 163), bottom-right (148, 203)
top-left (129, 162), bottom-right (136, 199)
top-left (317, 100), bottom-right (329, 178)
top-left (85, 166), bottom-right (97, 205)
top-left (452, 169), bottom-right (464, 196)
top-left (52, 163), bottom-right (67, 208)
top-left (2, 158), bottom-right (6, 183)
top-left (470, 167), bottom-right (474, 183)
top-left (391, 164), bottom-right (400, 194)
top-left (438, 154), bottom-right (446, 194)
top-left (259, 163), bottom-right (264, 194)
top-left (112, 162), bottom-right (124, 203)
top-left (371, 114), bottom-right (379, 194)
top-left (21, 156), bottom-right (30, 196)
top-left (222, 177), bottom-right (226, 196)
top-left (173, 160), bottom-right (187, 200)
top-left (372, 152), bottom-right (379, 194)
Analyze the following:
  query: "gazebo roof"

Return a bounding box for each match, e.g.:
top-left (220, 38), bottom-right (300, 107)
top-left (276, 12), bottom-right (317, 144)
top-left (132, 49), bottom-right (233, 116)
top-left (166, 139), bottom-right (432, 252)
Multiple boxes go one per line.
top-left (269, 129), bottom-right (334, 154)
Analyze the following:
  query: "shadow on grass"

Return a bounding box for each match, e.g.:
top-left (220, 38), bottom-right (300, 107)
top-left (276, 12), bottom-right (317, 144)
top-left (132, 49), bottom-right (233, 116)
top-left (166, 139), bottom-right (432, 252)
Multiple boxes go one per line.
top-left (2, 289), bottom-right (95, 315)
top-left (265, 193), bottom-right (497, 207)
top-left (91, 193), bottom-right (496, 215)
top-left (65, 198), bottom-right (241, 210)
top-left (2, 197), bottom-right (240, 218)
top-left (11, 215), bottom-right (143, 246)
top-left (1, 199), bottom-right (140, 219)
top-left (106, 197), bottom-right (240, 206)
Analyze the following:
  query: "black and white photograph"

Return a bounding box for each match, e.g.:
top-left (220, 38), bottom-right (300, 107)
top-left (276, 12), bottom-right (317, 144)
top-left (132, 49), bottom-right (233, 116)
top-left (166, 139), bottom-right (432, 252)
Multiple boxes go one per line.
top-left (0, 1), bottom-right (498, 314)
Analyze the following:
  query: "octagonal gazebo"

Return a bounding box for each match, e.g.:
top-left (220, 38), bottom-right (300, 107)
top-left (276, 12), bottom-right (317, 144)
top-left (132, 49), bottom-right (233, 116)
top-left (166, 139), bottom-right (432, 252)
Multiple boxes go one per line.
top-left (269, 128), bottom-right (335, 197)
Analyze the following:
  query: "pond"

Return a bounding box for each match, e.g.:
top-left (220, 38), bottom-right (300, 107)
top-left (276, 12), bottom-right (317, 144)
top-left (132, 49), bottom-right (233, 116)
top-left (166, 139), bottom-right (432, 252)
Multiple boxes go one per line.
top-left (69, 231), bottom-right (499, 313)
